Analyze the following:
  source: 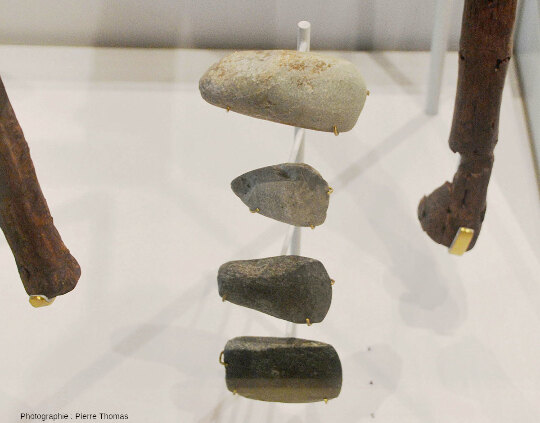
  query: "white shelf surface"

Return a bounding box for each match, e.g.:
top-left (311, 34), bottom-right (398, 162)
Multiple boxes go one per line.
top-left (0, 46), bottom-right (539, 422)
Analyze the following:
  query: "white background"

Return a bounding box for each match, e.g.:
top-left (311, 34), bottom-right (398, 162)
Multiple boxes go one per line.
top-left (515, 0), bottom-right (540, 166)
top-left (0, 45), bottom-right (539, 422)
top-left (0, 0), bottom-right (465, 50)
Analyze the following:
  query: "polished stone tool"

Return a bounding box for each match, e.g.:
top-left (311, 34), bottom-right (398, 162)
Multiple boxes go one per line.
top-left (199, 50), bottom-right (367, 133)
top-left (218, 255), bottom-right (332, 324)
top-left (221, 336), bottom-right (342, 403)
top-left (231, 163), bottom-right (330, 227)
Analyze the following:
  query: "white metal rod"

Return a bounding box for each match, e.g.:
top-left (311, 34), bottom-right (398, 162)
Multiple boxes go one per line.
top-left (426, 0), bottom-right (453, 115)
top-left (297, 20), bottom-right (311, 52)
top-left (280, 225), bottom-right (294, 255)
top-left (288, 127), bottom-right (305, 162)
top-left (285, 21), bottom-right (311, 338)
top-left (290, 134), bottom-right (304, 267)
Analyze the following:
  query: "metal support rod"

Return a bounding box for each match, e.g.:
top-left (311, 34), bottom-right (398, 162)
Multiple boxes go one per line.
top-left (285, 21), bottom-right (310, 338)
top-left (287, 126), bottom-right (305, 162)
top-left (426, 0), bottom-right (454, 115)
top-left (297, 20), bottom-right (311, 52)
top-left (290, 128), bottom-right (304, 259)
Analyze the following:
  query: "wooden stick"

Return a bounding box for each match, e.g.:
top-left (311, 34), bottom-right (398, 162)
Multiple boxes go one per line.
top-left (418, 0), bottom-right (518, 251)
top-left (0, 76), bottom-right (81, 298)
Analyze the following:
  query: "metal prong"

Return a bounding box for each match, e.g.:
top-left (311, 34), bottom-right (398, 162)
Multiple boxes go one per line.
top-left (219, 351), bottom-right (228, 367)
top-left (226, 106), bottom-right (231, 112)
top-left (29, 295), bottom-right (55, 308)
top-left (250, 207), bottom-right (260, 214)
top-left (324, 398), bottom-right (328, 404)
top-left (333, 125), bottom-right (339, 136)
top-left (233, 389), bottom-right (237, 395)
top-left (222, 295), bottom-right (227, 302)
top-left (367, 90), bottom-right (370, 96)
top-left (330, 279), bottom-right (335, 286)
top-left (327, 187), bottom-right (334, 195)
top-left (310, 225), bottom-right (315, 230)
top-left (306, 318), bottom-right (312, 326)
top-left (449, 227), bottom-right (474, 256)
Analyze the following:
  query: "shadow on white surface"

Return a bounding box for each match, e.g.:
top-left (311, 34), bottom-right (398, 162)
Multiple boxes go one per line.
top-left (337, 344), bottom-right (403, 419)
top-left (332, 112), bottom-right (467, 335)
top-left (438, 338), bottom-right (540, 421)
top-left (360, 173), bottom-right (466, 335)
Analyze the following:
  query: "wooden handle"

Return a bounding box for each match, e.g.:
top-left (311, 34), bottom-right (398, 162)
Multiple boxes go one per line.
top-left (418, 0), bottom-right (518, 251)
top-left (0, 76), bottom-right (81, 298)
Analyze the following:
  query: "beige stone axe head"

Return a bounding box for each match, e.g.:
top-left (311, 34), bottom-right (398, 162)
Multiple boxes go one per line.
top-left (199, 50), bottom-right (368, 133)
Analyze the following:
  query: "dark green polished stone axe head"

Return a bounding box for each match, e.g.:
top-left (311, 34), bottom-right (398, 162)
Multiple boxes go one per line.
top-left (221, 336), bottom-right (342, 403)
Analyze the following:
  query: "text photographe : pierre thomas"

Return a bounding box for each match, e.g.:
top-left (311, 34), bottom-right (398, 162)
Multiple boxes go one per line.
top-left (20, 412), bottom-right (129, 421)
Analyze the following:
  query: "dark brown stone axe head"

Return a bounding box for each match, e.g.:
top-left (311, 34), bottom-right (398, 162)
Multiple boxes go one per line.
top-left (0, 76), bottom-right (81, 307)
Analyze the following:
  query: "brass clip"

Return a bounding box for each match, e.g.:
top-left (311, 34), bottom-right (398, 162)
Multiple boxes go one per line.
top-left (219, 351), bottom-right (228, 367)
top-left (29, 295), bottom-right (55, 308)
top-left (449, 227), bottom-right (474, 256)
